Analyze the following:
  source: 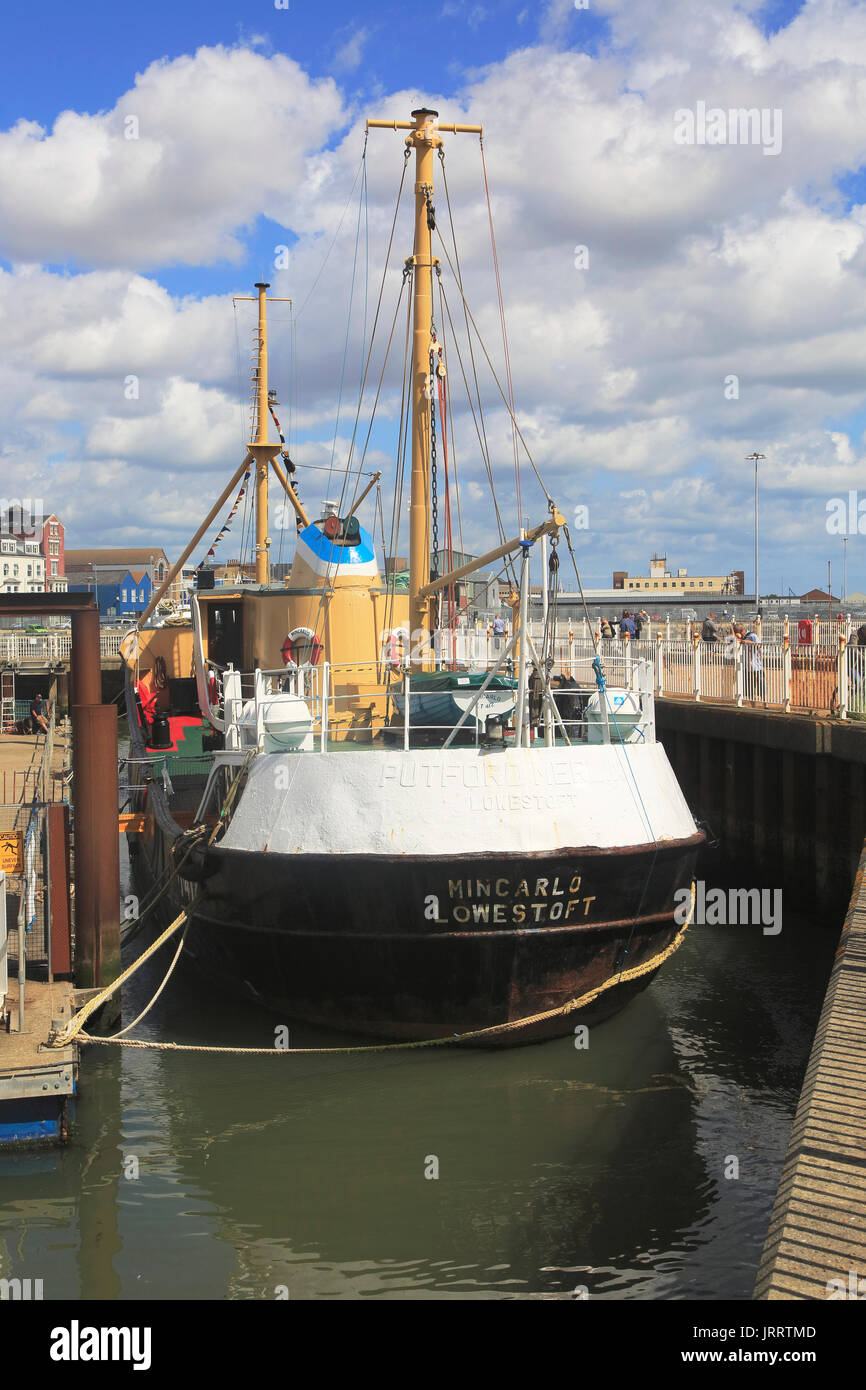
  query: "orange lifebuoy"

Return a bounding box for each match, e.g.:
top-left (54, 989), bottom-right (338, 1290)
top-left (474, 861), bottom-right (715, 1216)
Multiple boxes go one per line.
top-left (281, 628), bottom-right (323, 666)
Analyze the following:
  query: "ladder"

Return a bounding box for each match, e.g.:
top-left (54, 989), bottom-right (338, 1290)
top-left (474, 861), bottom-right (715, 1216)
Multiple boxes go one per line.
top-left (1, 670), bottom-right (14, 732)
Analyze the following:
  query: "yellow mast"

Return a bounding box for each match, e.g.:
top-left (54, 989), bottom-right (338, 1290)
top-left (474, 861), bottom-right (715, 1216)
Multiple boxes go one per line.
top-left (406, 110), bottom-right (438, 662)
top-left (367, 109), bottom-right (482, 668)
top-left (234, 281), bottom-right (290, 584)
top-left (249, 282), bottom-right (276, 584)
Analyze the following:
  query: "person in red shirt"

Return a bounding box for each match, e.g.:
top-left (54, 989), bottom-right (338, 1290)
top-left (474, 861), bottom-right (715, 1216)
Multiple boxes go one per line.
top-left (137, 656), bottom-right (169, 725)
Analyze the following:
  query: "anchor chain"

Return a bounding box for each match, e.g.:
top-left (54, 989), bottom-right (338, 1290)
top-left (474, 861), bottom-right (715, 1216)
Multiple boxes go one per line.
top-left (430, 347), bottom-right (438, 580)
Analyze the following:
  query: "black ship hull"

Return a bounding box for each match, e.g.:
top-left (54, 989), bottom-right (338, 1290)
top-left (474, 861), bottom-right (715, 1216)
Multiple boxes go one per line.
top-left (175, 833), bottom-right (703, 1045)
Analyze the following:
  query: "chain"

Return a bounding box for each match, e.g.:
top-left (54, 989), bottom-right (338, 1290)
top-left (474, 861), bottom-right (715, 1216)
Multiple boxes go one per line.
top-left (430, 345), bottom-right (438, 579)
top-left (545, 533), bottom-right (560, 669)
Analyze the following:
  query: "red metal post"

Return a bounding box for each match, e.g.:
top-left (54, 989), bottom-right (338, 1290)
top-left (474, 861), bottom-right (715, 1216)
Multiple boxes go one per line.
top-left (70, 608), bottom-right (101, 707)
top-left (72, 704), bottom-right (120, 987)
top-left (47, 804), bottom-right (73, 975)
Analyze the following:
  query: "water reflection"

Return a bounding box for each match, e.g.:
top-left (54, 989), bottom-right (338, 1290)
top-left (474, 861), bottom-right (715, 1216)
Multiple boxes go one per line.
top-left (0, 846), bottom-right (834, 1301)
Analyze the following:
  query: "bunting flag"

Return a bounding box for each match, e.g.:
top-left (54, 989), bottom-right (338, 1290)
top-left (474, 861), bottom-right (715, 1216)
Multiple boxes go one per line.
top-left (196, 467), bottom-right (251, 571)
top-left (268, 402), bottom-right (303, 532)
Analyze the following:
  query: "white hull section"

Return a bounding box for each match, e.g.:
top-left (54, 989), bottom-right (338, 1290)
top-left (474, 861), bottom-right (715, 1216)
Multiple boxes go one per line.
top-left (219, 743), bottom-right (697, 858)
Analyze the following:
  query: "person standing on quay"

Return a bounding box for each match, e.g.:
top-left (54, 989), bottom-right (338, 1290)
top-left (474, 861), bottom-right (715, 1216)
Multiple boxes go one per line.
top-left (492, 613), bottom-right (505, 659)
top-left (735, 622), bottom-right (763, 701)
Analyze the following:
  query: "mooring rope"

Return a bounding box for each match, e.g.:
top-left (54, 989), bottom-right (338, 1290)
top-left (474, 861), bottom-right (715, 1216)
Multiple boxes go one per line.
top-left (47, 901), bottom-right (199, 1049)
top-left (59, 886), bottom-right (694, 1055)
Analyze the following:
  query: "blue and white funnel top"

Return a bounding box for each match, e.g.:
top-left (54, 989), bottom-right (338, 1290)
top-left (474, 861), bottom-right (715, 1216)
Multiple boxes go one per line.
top-left (295, 519), bottom-right (379, 579)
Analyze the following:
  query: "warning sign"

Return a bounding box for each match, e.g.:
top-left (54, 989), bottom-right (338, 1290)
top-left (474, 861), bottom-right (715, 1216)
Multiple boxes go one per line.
top-left (0, 833), bottom-right (24, 873)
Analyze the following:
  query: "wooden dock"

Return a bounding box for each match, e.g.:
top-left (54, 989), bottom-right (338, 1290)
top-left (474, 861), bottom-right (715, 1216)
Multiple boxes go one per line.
top-left (755, 844), bottom-right (866, 1299)
top-left (0, 979), bottom-right (77, 1145)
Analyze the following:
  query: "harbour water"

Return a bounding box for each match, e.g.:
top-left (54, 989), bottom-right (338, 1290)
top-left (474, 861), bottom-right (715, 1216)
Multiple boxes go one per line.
top-left (0, 842), bottom-right (834, 1301)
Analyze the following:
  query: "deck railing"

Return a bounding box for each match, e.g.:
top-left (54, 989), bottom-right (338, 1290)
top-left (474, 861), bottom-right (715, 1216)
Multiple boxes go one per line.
top-left (406, 631), bottom-right (863, 719)
top-left (215, 658), bottom-right (657, 754)
top-left (418, 626), bottom-right (859, 718)
top-left (554, 634), bottom-right (859, 717)
top-left (207, 630), bottom-right (865, 750)
top-left (0, 630), bottom-right (125, 663)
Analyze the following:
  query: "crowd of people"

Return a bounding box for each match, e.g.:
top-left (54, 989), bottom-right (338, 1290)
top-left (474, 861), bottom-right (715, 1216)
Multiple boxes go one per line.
top-left (600, 610), bottom-right (649, 640)
top-left (599, 609), bottom-right (768, 692)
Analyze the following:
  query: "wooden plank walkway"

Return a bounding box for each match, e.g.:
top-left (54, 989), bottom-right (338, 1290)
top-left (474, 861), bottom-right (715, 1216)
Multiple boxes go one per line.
top-left (755, 845), bottom-right (866, 1299)
top-left (0, 979), bottom-right (77, 1146)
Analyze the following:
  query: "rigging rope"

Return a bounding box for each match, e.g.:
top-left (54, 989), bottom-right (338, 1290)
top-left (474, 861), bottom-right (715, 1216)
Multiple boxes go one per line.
top-left (304, 145), bottom-right (412, 644)
top-left (326, 147), bottom-right (368, 500)
top-left (480, 135), bottom-right (522, 530)
top-left (437, 273), bottom-right (465, 562)
top-left (382, 267), bottom-right (415, 688)
top-left (268, 401), bottom-right (302, 538)
top-left (308, 266), bottom-right (412, 646)
top-left (436, 367), bottom-right (457, 637)
top-left (437, 276), bottom-right (514, 578)
top-left (195, 467), bottom-right (251, 572)
top-left (438, 153), bottom-right (515, 587)
top-left (295, 141), bottom-right (367, 322)
top-left (433, 229), bottom-right (553, 506)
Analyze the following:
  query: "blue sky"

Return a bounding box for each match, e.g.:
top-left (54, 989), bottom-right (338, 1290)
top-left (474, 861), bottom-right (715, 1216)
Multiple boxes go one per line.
top-left (2, 0), bottom-right (866, 597)
top-left (0, 0), bottom-right (596, 131)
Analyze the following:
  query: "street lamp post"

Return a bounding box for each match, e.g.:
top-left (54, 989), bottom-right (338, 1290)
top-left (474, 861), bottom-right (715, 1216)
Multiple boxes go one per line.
top-left (745, 453), bottom-right (766, 616)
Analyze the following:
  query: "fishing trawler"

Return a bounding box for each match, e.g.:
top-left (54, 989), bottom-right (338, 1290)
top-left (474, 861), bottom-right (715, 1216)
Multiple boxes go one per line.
top-left (123, 108), bottom-right (702, 1044)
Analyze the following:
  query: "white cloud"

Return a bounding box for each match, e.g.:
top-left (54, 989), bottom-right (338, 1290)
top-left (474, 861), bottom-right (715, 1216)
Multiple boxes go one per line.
top-left (2, 13), bottom-right (866, 587)
top-left (334, 28), bottom-right (370, 73)
top-left (0, 46), bottom-right (344, 268)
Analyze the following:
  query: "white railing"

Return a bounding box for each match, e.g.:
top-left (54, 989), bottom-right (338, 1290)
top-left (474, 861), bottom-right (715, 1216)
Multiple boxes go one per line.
top-left (222, 658), bottom-right (657, 753)
top-left (553, 634), bottom-right (859, 717)
top-left (0, 630), bottom-right (125, 662)
top-left (218, 633), bottom-right (862, 736)
top-left (469, 612), bottom-right (862, 646)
